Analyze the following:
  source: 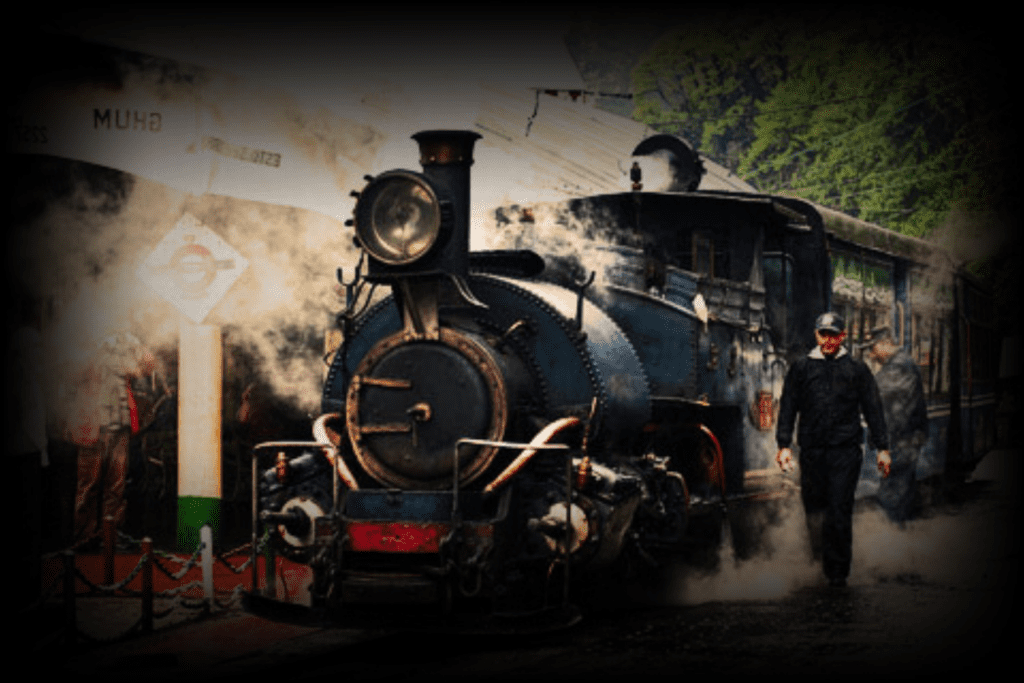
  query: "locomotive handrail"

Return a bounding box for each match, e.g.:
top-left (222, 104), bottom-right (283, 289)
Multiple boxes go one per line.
top-left (605, 282), bottom-right (766, 333)
top-left (455, 435), bottom-right (571, 512)
top-left (313, 413), bottom-right (360, 490)
top-left (250, 423), bottom-right (357, 596)
top-left (604, 284), bottom-right (704, 323)
top-left (477, 416), bottom-right (581, 496)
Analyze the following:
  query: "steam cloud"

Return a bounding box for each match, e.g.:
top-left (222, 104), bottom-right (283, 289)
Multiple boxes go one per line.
top-left (11, 166), bottom-right (365, 427)
top-left (655, 460), bottom-right (1017, 606)
top-left (11, 30), bottom-right (604, 430)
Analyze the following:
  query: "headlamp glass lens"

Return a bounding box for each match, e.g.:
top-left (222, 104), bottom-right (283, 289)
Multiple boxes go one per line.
top-left (369, 178), bottom-right (440, 263)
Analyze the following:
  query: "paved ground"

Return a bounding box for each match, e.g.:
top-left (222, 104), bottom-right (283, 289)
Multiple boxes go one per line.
top-left (23, 448), bottom-right (1020, 681)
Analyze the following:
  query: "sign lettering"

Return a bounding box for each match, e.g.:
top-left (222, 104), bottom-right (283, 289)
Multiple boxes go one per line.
top-left (201, 136), bottom-right (281, 168)
top-left (93, 109), bottom-right (162, 132)
top-left (11, 119), bottom-right (48, 144)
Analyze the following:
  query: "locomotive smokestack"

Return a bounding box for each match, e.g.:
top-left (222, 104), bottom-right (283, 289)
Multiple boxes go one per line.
top-left (412, 130), bottom-right (482, 277)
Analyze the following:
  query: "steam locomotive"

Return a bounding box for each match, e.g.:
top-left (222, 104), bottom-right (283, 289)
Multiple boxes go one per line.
top-left (248, 129), bottom-right (996, 623)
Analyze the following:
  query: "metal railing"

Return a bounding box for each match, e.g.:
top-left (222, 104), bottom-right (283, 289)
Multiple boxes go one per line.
top-left (27, 515), bottom-right (261, 649)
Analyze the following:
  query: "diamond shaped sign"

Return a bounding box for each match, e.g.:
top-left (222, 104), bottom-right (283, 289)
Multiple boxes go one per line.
top-left (138, 213), bottom-right (248, 324)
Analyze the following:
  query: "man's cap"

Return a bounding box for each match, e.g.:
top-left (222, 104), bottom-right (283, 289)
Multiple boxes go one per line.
top-left (857, 325), bottom-right (893, 349)
top-left (814, 312), bottom-right (845, 334)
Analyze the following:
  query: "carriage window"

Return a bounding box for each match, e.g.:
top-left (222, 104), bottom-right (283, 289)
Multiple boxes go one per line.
top-left (830, 249), bottom-right (893, 354)
top-left (830, 251), bottom-right (862, 303)
top-left (693, 232), bottom-right (714, 278)
top-left (763, 254), bottom-right (793, 298)
top-left (861, 259), bottom-right (893, 308)
top-left (910, 269), bottom-right (955, 398)
top-left (763, 252), bottom-right (793, 343)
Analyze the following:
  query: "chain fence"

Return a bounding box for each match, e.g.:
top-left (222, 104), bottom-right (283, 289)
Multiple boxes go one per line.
top-left (22, 517), bottom-right (269, 650)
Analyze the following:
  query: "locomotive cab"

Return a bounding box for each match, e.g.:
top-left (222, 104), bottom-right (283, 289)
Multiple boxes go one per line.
top-left (498, 184), bottom-right (830, 483)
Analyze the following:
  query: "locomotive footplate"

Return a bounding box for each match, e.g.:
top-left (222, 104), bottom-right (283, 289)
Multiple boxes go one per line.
top-left (338, 488), bottom-right (509, 604)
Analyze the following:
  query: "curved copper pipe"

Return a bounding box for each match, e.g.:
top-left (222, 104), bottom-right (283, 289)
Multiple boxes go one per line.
top-left (482, 416), bottom-right (581, 494)
top-left (697, 423), bottom-right (727, 496)
top-left (313, 413), bottom-right (359, 490)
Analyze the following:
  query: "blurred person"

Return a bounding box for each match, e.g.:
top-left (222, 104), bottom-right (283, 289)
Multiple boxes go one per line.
top-left (775, 312), bottom-right (891, 588)
top-left (68, 330), bottom-right (155, 548)
top-left (863, 326), bottom-right (929, 525)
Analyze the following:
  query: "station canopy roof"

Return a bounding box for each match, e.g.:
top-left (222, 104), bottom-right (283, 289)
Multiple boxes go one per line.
top-left (16, 14), bottom-right (755, 223)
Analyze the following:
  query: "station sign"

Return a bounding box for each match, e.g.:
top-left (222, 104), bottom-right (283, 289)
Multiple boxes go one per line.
top-left (137, 213), bottom-right (248, 324)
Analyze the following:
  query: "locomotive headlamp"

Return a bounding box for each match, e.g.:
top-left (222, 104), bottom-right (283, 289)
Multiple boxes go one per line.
top-left (354, 171), bottom-right (450, 266)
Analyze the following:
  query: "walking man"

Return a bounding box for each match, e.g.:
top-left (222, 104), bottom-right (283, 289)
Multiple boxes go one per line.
top-left (864, 326), bottom-right (929, 525)
top-left (775, 313), bottom-right (891, 587)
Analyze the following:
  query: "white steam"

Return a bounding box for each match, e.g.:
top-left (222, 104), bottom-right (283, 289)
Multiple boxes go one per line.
top-left (659, 455), bottom-right (1018, 605)
top-left (668, 497), bottom-right (819, 604)
top-left (630, 150), bottom-right (678, 193)
top-left (18, 169), bottom-right (363, 428)
top-left (930, 207), bottom-right (1015, 268)
top-left (478, 199), bottom-right (642, 289)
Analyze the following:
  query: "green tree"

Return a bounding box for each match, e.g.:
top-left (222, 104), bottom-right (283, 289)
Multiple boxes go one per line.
top-left (631, 11), bottom-right (1013, 241)
top-left (631, 12), bottom-right (788, 171)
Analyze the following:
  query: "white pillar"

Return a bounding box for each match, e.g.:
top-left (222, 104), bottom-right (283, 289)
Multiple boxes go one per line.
top-left (177, 320), bottom-right (222, 551)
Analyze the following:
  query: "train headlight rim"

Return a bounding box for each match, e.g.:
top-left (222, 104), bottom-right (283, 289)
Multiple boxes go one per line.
top-left (354, 171), bottom-right (444, 266)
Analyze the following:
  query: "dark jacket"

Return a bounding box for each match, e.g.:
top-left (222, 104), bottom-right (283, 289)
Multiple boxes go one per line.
top-left (875, 348), bottom-right (928, 443)
top-left (776, 347), bottom-right (889, 451)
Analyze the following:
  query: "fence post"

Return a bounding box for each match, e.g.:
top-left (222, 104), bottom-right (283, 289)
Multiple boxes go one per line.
top-left (141, 537), bottom-right (153, 633)
top-left (63, 550), bottom-right (76, 647)
top-left (251, 446), bottom-right (260, 597)
top-left (201, 524), bottom-right (214, 609)
top-left (103, 514), bottom-right (115, 586)
top-left (265, 542), bottom-right (276, 599)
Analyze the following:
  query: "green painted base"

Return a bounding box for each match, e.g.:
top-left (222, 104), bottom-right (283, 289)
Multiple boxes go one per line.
top-left (177, 496), bottom-right (221, 553)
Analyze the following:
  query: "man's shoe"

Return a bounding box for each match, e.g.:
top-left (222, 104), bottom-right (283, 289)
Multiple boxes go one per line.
top-left (828, 576), bottom-right (847, 588)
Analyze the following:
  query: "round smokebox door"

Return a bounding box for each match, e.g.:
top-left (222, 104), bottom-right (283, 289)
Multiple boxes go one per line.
top-left (346, 329), bottom-right (507, 489)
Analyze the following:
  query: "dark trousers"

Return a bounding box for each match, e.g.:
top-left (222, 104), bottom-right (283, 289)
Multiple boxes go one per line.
top-left (798, 444), bottom-right (863, 581)
top-left (75, 429), bottom-right (129, 542)
top-left (877, 439), bottom-right (919, 524)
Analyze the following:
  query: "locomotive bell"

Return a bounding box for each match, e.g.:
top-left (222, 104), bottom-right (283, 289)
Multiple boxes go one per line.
top-left (354, 130), bottom-right (481, 280)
